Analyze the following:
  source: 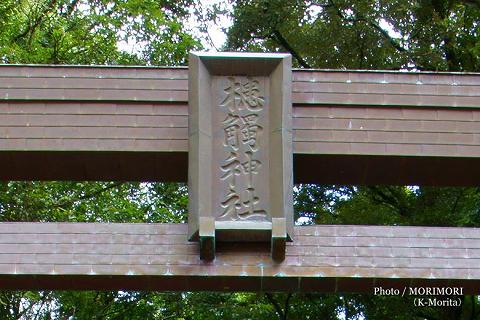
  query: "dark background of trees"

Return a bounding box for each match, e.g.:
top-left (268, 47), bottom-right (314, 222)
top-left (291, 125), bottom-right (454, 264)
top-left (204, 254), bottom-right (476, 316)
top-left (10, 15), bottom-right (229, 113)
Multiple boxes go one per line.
top-left (1, 0), bottom-right (480, 319)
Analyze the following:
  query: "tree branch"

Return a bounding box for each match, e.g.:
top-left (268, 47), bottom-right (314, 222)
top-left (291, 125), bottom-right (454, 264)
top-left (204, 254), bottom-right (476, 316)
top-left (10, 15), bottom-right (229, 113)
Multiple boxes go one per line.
top-left (192, 2), bottom-right (220, 51)
top-left (102, 292), bottom-right (150, 319)
top-left (14, 0), bottom-right (58, 43)
top-left (328, 0), bottom-right (407, 53)
top-left (52, 182), bottom-right (124, 210)
top-left (451, 188), bottom-right (465, 218)
top-left (271, 29), bottom-right (311, 68)
top-left (283, 294), bottom-right (292, 320)
top-left (64, 0), bottom-right (80, 16)
top-left (470, 295), bottom-right (476, 320)
top-left (367, 186), bottom-right (406, 216)
top-left (324, 0), bottom-right (432, 70)
top-left (265, 293), bottom-right (285, 320)
top-left (364, 19), bottom-right (407, 53)
top-left (33, 291), bottom-right (52, 320)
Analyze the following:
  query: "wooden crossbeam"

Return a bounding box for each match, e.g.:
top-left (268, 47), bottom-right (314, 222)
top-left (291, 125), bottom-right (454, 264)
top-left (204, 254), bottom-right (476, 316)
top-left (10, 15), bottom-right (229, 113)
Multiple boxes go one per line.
top-left (0, 223), bottom-right (479, 292)
top-left (1, 65), bottom-right (480, 291)
top-left (1, 66), bottom-right (480, 185)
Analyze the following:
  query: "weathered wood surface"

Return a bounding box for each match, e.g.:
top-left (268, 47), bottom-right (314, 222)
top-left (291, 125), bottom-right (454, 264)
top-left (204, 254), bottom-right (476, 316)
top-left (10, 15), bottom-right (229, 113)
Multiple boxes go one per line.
top-left (0, 223), bottom-right (479, 292)
top-left (1, 66), bottom-right (480, 291)
top-left (1, 66), bottom-right (479, 106)
top-left (1, 66), bottom-right (480, 185)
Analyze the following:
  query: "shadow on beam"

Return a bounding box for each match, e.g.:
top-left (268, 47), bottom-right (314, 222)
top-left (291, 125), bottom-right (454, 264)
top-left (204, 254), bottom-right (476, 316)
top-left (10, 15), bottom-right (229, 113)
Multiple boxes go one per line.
top-left (2, 151), bottom-right (480, 186)
top-left (0, 151), bottom-right (188, 182)
top-left (294, 154), bottom-right (480, 186)
top-left (1, 275), bottom-right (479, 294)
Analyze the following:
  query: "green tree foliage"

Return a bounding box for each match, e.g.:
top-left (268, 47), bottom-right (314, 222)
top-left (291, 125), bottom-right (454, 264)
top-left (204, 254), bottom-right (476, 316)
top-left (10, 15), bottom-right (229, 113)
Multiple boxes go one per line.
top-left (1, 0), bottom-right (480, 319)
top-left (226, 0), bottom-right (480, 71)
top-left (294, 185), bottom-right (480, 227)
top-left (0, 181), bottom-right (188, 223)
top-left (0, 0), bottom-right (200, 65)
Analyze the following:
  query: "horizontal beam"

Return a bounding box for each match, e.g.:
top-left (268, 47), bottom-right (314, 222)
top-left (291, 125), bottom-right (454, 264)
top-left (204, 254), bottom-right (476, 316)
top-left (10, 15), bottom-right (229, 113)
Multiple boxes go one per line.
top-left (1, 66), bottom-right (480, 107)
top-left (2, 102), bottom-right (480, 159)
top-left (2, 66), bottom-right (480, 185)
top-left (3, 152), bottom-right (480, 186)
top-left (0, 222), bottom-right (479, 292)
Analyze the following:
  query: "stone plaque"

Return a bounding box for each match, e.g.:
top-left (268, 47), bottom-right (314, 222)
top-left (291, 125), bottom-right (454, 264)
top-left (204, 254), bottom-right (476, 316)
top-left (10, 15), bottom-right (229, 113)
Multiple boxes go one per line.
top-left (188, 52), bottom-right (293, 261)
top-left (213, 75), bottom-right (269, 222)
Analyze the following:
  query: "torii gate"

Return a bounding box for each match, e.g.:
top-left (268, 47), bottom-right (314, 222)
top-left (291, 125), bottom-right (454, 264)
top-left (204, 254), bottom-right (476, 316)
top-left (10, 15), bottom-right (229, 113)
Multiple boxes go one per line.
top-left (1, 52), bottom-right (480, 293)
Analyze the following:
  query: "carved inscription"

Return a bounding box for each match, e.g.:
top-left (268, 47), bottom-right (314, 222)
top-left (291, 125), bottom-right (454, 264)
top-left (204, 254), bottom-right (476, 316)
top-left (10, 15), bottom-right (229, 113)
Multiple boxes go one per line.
top-left (215, 77), bottom-right (269, 221)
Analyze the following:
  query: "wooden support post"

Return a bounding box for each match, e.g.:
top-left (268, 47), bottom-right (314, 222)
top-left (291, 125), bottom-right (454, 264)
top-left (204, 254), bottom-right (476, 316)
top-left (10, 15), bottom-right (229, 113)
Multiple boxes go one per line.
top-left (271, 218), bottom-right (286, 262)
top-left (199, 217), bottom-right (215, 261)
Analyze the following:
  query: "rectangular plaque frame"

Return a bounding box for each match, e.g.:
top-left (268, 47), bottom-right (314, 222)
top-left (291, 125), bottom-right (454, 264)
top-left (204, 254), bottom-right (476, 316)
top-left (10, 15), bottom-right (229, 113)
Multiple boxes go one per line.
top-left (188, 52), bottom-right (293, 261)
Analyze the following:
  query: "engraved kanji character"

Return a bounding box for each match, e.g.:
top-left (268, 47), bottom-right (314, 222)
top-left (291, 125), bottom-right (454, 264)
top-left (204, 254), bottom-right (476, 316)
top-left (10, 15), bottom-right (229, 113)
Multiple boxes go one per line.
top-left (241, 151), bottom-right (261, 188)
top-left (219, 190), bottom-right (242, 219)
top-left (240, 113), bottom-right (262, 151)
top-left (219, 77), bottom-right (242, 112)
top-left (224, 125), bottom-right (240, 149)
top-left (220, 152), bottom-right (242, 189)
top-left (238, 187), bottom-right (267, 219)
top-left (222, 113), bottom-right (241, 150)
top-left (242, 113), bottom-right (258, 124)
top-left (240, 78), bottom-right (264, 111)
top-left (219, 77), bottom-right (264, 112)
